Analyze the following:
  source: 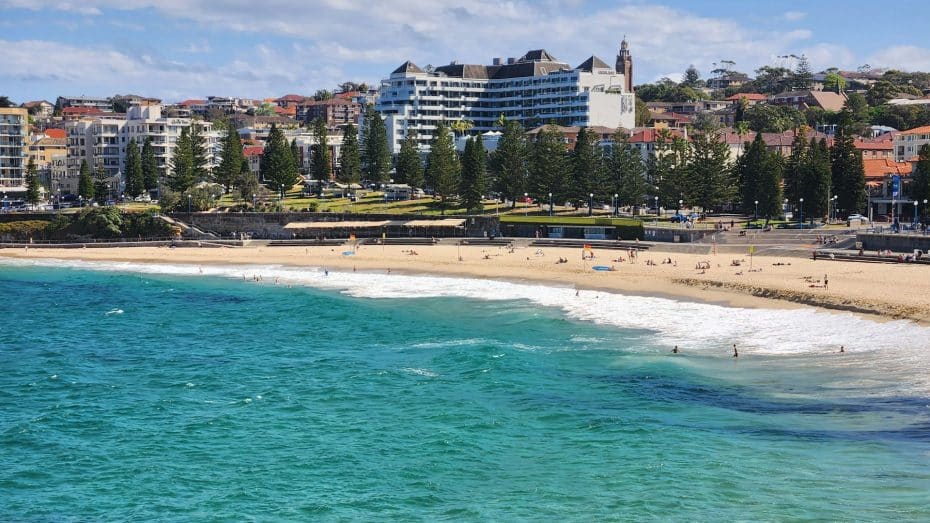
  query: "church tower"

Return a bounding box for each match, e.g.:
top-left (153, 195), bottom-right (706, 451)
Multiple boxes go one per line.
top-left (616, 37), bottom-right (633, 93)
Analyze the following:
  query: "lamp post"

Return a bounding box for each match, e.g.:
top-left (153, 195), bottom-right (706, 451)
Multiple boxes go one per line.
top-left (924, 199), bottom-right (928, 229)
top-left (588, 193), bottom-right (594, 217)
top-left (754, 199), bottom-right (758, 221)
top-left (799, 198), bottom-right (804, 227)
top-left (548, 192), bottom-right (553, 216)
top-left (654, 196), bottom-right (658, 225)
top-left (832, 195), bottom-right (838, 222)
top-left (678, 199), bottom-right (683, 226)
top-left (914, 200), bottom-right (919, 226)
top-left (614, 193), bottom-right (619, 217)
top-left (524, 192), bottom-right (528, 217)
top-left (187, 193), bottom-right (192, 220)
top-left (56, 189), bottom-right (61, 214)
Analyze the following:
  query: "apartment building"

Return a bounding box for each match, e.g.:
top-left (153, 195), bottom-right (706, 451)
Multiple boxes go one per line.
top-left (0, 108), bottom-right (29, 193)
top-left (297, 98), bottom-right (361, 129)
top-left (375, 42), bottom-right (636, 153)
top-left (894, 126), bottom-right (930, 162)
top-left (56, 96), bottom-right (113, 112)
top-left (66, 103), bottom-right (219, 190)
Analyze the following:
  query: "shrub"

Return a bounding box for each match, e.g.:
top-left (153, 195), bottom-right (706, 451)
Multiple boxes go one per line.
top-left (0, 220), bottom-right (51, 241)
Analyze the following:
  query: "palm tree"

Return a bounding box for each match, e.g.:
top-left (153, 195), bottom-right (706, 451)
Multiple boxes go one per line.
top-left (735, 121), bottom-right (750, 157)
top-left (450, 119), bottom-right (474, 137)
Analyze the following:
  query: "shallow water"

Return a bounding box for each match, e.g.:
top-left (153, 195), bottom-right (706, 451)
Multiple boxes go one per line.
top-left (1, 260), bottom-right (929, 520)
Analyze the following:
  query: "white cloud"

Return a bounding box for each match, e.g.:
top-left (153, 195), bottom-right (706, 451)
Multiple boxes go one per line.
top-left (782, 11), bottom-right (806, 21)
top-left (867, 46), bottom-right (930, 72)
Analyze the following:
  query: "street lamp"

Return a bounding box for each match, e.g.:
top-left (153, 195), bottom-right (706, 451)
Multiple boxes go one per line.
top-left (588, 193), bottom-right (594, 217)
top-left (524, 192), bottom-right (529, 217)
top-left (654, 196), bottom-right (659, 221)
top-left (614, 193), bottom-right (619, 217)
top-left (754, 199), bottom-right (758, 221)
top-left (914, 200), bottom-right (919, 226)
top-left (548, 192), bottom-right (553, 216)
top-left (678, 199), bottom-right (683, 225)
top-left (832, 195), bottom-right (838, 222)
top-left (799, 198), bottom-right (804, 227)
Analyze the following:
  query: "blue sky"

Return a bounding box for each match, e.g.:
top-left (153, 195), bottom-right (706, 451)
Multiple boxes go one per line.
top-left (1, 0), bottom-right (929, 103)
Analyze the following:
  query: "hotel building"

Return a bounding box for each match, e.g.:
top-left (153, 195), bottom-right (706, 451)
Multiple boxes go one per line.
top-left (375, 41), bottom-right (636, 153)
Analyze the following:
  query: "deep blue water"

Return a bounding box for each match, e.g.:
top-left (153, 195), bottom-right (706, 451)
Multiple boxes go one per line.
top-left (1, 262), bottom-right (929, 521)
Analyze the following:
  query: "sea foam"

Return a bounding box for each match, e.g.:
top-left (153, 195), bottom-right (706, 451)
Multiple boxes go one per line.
top-left (6, 257), bottom-right (930, 377)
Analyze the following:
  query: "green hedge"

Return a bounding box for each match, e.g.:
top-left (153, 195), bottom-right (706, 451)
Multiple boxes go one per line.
top-left (0, 220), bottom-right (52, 240)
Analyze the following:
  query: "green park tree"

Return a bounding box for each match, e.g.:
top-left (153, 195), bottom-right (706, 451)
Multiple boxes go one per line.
top-left (361, 105), bottom-right (391, 182)
top-left (491, 118), bottom-right (528, 208)
top-left (395, 133), bottom-right (423, 188)
top-left (311, 118), bottom-right (331, 181)
top-left (24, 157), bottom-right (41, 205)
top-left (606, 130), bottom-right (647, 209)
top-left (529, 125), bottom-right (570, 206)
top-left (459, 135), bottom-right (487, 212)
top-left (570, 127), bottom-right (600, 203)
top-left (338, 123), bottom-right (362, 184)
top-left (124, 138), bottom-right (144, 197)
top-left (78, 159), bottom-right (94, 200)
top-left (425, 122), bottom-right (460, 213)
top-left (141, 136), bottom-right (158, 192)
top-left (831, 113), bottom-right (867, 216)
top-left (911, 144), bottom-right (930, 211)
top-left (216, 126), bottom-right (244, 191)
top-left (260, 123), bottom-right (300, 193)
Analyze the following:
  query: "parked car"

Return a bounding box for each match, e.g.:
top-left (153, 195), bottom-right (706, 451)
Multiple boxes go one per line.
top-left (847, 214), bottom-right (869, 226)
top-left (669, 214), bottom-right (687, 223)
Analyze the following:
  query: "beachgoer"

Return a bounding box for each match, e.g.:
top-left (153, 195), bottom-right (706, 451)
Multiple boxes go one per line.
top-left (824, 274), bottom-right (828, 289)
top-left (732, 344), bottom-right (738, 358)
top-left (672, 346), bottom-right (679, 354)
top-left (839, 345), bottom-right (845, 353)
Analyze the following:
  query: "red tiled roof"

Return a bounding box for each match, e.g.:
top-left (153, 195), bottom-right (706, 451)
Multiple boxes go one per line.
top-left (854, 139), bottom-right (893, 150)
top-left (863, 158), bottom-right (911, 180)
top-left (243, 146), bottom-right (264, 156)
top-left (273, 105), bottom-right (297, 116)
top-left (62, 107), bottom-right (102, 115)
top-left (725, 93), bottom-right (766, 101)
top-left (178, 99), bottom-right (207, 107)
top-left (900, 125), bottom-right (930, 135)
top-left (276, 94), bottom-right (306, 102)
top-left (627, 128), bottom-right (685, 143)
top-left (44, 128), bottom-right (66, 139)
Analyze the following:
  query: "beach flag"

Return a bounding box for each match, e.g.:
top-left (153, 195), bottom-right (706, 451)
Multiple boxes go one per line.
top-left (749, 245), bottom-right (755, 255)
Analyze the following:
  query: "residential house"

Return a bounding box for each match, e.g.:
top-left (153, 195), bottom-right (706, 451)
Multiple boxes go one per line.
top-left (56, 96), bottom-right (113, 112)
top-left (297, 98), bottom-right (362, 129)
top-left (22, 100), bottom-right (54, 119)
top-left (893, 125), bottom-right (930, 162)
top-left (770, 90), bottom-right (848, 112)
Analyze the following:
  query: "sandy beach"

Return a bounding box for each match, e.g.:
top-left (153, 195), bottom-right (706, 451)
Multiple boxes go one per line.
top-left (3, 243), bottom-right (929, 323)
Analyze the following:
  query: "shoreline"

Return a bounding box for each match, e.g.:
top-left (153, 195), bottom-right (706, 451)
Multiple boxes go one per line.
top-left (3, 244), bottom-right (928, 324)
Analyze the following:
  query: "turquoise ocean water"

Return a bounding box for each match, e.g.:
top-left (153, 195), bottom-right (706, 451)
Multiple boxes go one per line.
top-left (2, 259), bottom-right (929, 521)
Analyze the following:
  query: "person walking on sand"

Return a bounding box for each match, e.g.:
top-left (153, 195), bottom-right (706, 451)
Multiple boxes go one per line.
top-left (824, 274), bottom-right (828, 289)
top-left (732, 344), bottom-right (739, 358)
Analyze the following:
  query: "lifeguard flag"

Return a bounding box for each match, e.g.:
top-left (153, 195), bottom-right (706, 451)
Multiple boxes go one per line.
top-left (749, 245), bottom-right (755, 255)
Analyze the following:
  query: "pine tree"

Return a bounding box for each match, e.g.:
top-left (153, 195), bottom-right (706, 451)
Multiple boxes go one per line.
top-left (737, 132), bottom-right (766, 211)
top-left (425, 123), bottom-right (460, 214)
top-left (460, 136), bottom-right (487, 212)
top-left (310, 118), bottom-right (331, 182)
top-left (124, 138), bottom-right (144, 197)
top-left (338, 123), bottom-right (362, 184)
top-left (685, 130), bottom-right (733, 211)
top-left (783, 128), bottom-right (808, 204)
top-left (189, 123), bottom-right (209, 183)
top-left (831, 112), bottom-right (866, 216)
top-left (395, 133), bottom-right (423, 188)
top-left (803, 138), bottom-right (832, 218)
top-left (260, 123), bottom-right (299, 193)
top-left (911, 144), bottom-right (930, 209)
top-left (528, 125), bottom-right (569, 206)
top-left (291, 138), bottom-right (302, 174)
top-left (93, 164), bottom-right (110, 202)
top-left (606, 130), bottom-right (647, 208)
top-left (169, 127), bottom-right (194, 192)
top-left (24, 157), bottom-right (41, 205)
top-left (570, 127), bottom-right (600, 203)
top-left (648, 130), bottom-right (689, 207)
top-left (758, 142), bottom-right (784, 219)
top-left (216, 126), bottom-right (244, 191)
top-left (78, 159), bottom-right (94, 201)
top-left (361, 105), bottom-right (390, 182)
top-left (141, 136), bottom-right (158, 192)
top-left (491, 118), bottom-right (527, 208)
top-left (792, 55), bottom-right (814, 90)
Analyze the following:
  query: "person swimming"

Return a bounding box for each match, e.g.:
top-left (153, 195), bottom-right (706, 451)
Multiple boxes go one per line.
top-left (732, 344), bottom-right (738, 358)
top-left (672, 346), bottom-right (679, 354)
top-left (839, 345), bottom-right (845, 353)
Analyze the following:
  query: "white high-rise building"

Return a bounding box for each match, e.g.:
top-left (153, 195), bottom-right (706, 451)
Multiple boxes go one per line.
top-left (375, 43), bottom-right (636, 153)
top-left (66, 103), bottom-right (219, 193)
top-left (0, 107), bottom-right (29, 194)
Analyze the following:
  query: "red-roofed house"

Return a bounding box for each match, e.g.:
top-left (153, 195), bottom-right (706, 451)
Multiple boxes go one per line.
top-left (243, 146), bottom-right (264, 177)
top-left (725, 93), bottom-right (767, 104)
top-left (276, 94), bottom-right (307, 109)
top-left (855, 134), bottom-right (895, 160)
top-left (43, 128), bottom-right (66, 139)
top-left (273, 105), bottom-right (297, 117)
